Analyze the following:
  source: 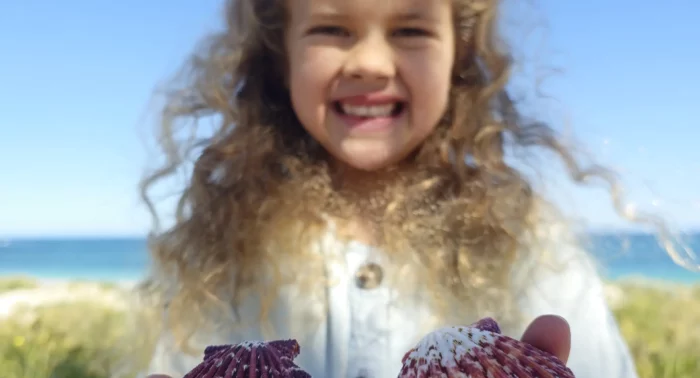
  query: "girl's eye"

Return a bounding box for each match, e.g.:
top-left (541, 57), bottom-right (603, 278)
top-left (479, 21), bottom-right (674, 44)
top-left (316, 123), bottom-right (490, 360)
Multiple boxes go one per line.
top-left (392, 28), bottom-right (431, 38)
top-left (307, 26), bottom-right (349, 37)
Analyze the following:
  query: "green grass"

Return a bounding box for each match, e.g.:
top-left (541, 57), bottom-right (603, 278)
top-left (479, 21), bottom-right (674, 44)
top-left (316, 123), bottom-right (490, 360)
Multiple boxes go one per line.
top-left (0, 277), bottom-right (40, 293)
top-left (611, 282), bottom-right (700, 377)
top-left (0, 277), bottom-right (698, 378)
top-left (0, 279), bottom-right (158, 378)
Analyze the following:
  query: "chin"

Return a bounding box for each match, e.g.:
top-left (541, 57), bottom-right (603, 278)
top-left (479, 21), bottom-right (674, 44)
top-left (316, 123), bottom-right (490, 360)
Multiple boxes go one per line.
top-left (334, 140), bottom-right (410, 171)
top-left (340, 153), bottom-right (403, 172)
top-left (346, 161), bottom-right (393, 172)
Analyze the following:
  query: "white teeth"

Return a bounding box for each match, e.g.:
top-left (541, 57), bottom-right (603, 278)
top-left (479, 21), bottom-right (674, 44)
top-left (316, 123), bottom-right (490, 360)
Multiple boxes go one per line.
top-left (341, 103), bottom-right (397, 117)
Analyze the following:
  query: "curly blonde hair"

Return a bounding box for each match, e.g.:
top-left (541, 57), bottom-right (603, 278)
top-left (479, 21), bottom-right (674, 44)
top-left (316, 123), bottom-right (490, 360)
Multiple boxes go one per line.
top-left (137, 0), bottom-right (687, 352)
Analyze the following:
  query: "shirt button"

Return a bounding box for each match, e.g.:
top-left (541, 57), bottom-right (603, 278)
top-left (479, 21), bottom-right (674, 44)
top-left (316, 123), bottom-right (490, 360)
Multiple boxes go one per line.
top-left (355, 262), bottom-right (383, 289)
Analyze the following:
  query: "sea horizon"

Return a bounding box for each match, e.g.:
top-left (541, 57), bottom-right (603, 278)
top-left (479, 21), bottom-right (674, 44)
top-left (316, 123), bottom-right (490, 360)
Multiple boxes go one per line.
top-left (1, 232), bottom-right (699, 284)
top-left (4, 227), bottom-right (699, 240)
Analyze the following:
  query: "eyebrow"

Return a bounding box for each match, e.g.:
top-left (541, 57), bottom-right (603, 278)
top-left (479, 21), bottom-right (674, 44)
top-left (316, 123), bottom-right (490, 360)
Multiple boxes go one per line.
top-left (394, 11), bottom-right (434, 22)
top-left (307, 10), bottom-right (437, 24)
top-left (307, 6), bottom-right (346, 22)
top-left (308, 12), bottom-right (346, 22)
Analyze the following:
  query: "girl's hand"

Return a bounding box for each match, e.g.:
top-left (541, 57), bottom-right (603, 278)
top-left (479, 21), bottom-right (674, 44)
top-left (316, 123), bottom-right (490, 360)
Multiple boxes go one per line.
top-left (146, 314), bottom-right (572, 378)
top-left (520, 314), bottom-right (571, 364)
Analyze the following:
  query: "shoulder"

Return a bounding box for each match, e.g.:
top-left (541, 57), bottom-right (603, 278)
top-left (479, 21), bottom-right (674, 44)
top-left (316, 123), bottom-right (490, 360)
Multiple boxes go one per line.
top-left (512, 200), bottom-right (608, 308)
top-left (512, 213), bottom-right (639, 378)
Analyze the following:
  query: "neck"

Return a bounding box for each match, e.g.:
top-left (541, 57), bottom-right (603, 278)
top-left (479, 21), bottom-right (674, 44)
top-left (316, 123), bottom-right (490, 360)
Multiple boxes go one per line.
top-left (329, 160), bottom-right (408, 195)
top-left (325, 161), bottom-right (410, 246)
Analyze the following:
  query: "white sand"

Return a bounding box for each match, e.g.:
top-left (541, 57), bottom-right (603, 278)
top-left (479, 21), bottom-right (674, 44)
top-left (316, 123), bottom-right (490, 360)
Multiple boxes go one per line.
top-left (0, 275), bottom-right (693, 319)
top-left (602, 277), bottom-right (698, 309)
top-left (0, 277), bottom-right (140, 318)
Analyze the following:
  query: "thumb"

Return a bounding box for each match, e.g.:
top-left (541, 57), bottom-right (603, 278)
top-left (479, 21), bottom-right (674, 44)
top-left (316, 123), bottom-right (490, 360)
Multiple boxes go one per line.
top-left (520, 314), bottom-right (571, 364)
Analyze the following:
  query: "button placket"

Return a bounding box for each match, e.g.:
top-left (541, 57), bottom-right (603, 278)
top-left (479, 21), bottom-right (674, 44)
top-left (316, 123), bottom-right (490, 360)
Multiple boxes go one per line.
top-left (345, 244), bottom-right (391, 378)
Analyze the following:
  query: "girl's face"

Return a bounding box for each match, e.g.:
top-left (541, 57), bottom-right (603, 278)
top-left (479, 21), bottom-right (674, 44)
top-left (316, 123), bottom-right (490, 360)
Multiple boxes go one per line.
top-left (286, 0), bottom-right (455, 171)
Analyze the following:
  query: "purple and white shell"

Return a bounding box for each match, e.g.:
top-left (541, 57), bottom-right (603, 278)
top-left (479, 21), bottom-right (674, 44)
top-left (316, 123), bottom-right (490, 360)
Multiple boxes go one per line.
top-left (398, 318), bottom-right (575, 378)
top-left (182, 339), bottom-right (311, 378)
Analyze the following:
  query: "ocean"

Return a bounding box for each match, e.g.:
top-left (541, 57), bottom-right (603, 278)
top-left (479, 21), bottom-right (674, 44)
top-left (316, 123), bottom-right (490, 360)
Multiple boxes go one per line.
top-left (0, 233), bottom-right (699, 283)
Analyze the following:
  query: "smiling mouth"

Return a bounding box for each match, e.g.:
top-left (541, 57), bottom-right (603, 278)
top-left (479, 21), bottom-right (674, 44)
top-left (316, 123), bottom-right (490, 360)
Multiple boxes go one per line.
top-left (333, 101), bottom-right (406, 118)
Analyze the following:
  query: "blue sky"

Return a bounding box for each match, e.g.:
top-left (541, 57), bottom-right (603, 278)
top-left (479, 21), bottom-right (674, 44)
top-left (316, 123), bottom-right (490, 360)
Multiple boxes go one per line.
top-left (0, 0), bottom-right (698, 237)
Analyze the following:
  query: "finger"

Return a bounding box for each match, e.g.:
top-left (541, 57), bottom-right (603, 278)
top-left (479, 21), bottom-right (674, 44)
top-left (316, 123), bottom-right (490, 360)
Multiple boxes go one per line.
top-left (520, 314), bottom-right (571, 364)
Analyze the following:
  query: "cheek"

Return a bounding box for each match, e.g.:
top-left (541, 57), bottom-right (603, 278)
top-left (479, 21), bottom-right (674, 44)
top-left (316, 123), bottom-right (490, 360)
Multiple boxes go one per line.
top-left (289, 47), bottom-right (341, 97)
top-left (288, 48), bottom-right (340, 124)
top-left (402, 50), bottom-right (453, 128)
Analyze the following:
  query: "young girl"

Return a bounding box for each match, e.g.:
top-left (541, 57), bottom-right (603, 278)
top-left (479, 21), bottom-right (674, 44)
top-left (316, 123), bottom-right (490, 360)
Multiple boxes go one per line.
top-left (139, 0), bottom-right (641, 377)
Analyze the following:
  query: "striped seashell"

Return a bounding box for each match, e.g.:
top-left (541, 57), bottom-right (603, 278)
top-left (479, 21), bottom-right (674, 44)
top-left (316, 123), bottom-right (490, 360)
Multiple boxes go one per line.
top-left (183, 339), bottom-right (311, 378)
top-left (397, 318), bottom-right (575, 378)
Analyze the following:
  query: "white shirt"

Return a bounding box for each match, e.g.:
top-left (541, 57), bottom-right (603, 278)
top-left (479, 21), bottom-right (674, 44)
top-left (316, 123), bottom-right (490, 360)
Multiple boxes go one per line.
top-left (144, 227), bottom-right (639, 378)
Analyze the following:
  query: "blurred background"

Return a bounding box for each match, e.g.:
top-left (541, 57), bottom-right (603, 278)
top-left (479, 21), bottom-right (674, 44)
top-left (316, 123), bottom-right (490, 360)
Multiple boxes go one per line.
top-left (1, 0), bottom-right (699, 377)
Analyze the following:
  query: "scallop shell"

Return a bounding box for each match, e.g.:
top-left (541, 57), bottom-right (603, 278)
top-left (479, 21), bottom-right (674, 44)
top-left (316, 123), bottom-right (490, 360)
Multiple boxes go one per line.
top-left (397, 317), bottom-right (575, 378)
top-left (182, 339), bottom-right (311, 378)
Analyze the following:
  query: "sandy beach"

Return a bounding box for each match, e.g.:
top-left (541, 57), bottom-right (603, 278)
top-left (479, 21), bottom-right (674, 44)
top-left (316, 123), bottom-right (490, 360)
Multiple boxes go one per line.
top-left (0, 275), bottom-right (638, 318)
top-left (0, 277), bottom-right (138, 318)
top-left (1, 274), bottom-right (696, 320)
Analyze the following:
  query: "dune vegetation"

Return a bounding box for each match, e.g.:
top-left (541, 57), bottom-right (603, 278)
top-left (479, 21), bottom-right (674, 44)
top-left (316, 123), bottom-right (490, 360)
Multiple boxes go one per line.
top-left (0, 276), bottom-right (698, 378)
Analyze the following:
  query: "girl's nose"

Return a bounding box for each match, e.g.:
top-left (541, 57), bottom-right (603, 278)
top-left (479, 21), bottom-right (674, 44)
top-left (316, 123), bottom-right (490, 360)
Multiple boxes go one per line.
top-left (342, 34), bottom-right (396, 81)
